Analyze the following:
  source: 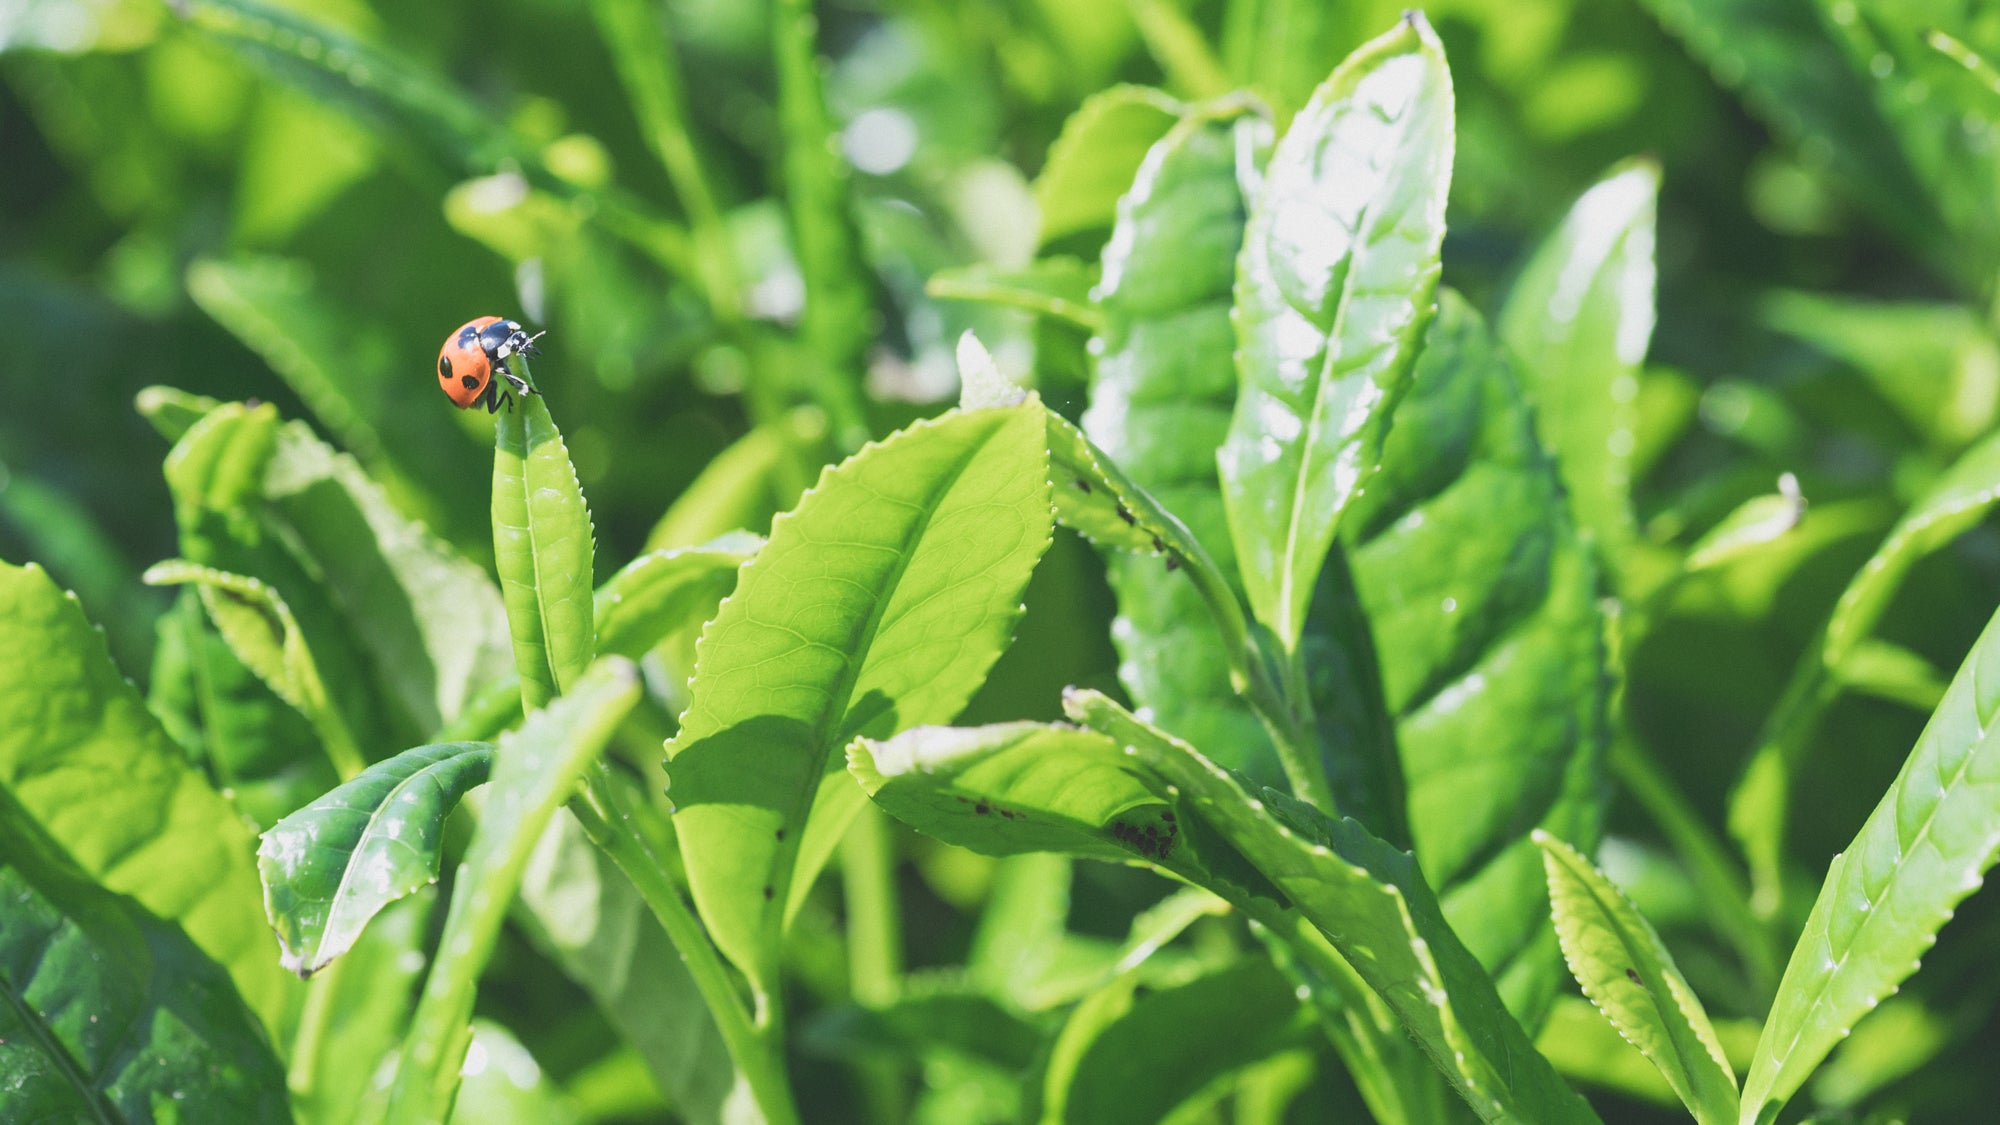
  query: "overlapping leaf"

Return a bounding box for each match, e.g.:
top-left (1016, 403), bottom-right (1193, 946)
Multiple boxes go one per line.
top-left (665, 403), bottom-right (1053, 995)
top-left (1219, 13), bottom-right (1454, 651)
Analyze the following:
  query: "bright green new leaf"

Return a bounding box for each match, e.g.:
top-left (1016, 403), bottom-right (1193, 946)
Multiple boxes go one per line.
top-left (257, 741), bottom-right (495, 977)
top-left (1339, 292), bottom-right (1610, 1023)
top-left (1684, 477), bottom-right (1806, 573)
top-left (666, 404), bottom-right (1053, 995)
top-left (387, 657), bottom-right (640, 1125)
top-left (0, 560), bottom-right (297, 1038)
top-left (1535, 831), bottom-right (1738, 1125)
top-left (1499, 159), bottom-right (1658, 571)
top-left (1034, 84), bottom-right (1183, 249)
top-left (493, 393), bottom-right (597, 711)
top-left (0, 807), bottom-right (291, 1124)
top-left (136, 385), bottom-right (224, 443)
top-left (1825, 429), bottom-right (2000, 668)
top-left (1741, 606), bottom-right (2000, 1124)
top-left (1085, 102), bottom-right (1275, 776)
top-left (852, 703), bottom-right (1603, 1124)
top-left (1220, 13), bottom-right (1455, 651)
top-left (593, 532), bottom-right (761, 660)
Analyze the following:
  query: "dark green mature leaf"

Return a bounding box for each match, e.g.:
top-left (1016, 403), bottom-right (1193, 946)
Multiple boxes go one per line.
top-left (1042, 959), bottom-right (1307, 1125)
top-left (493, 394), bottom-right (597, 712)
top-left (1220, 13), bottom-right (1455, 651)
top-left (1498, 160), bottom-right (1658, 570)
top-left (387, 658), bottom-right (640, 1125)
top-left (0, 805), bottom-right (291, 1124)
top-left (1034, 85), bottom-right (1183, 249)
top-left (1825, 430), bottom-right (2000, 667)
top-left (1084, 103), bottom-right (1274, 775)
top-left (594, 532), bottom-right (760, 660)
top-left (1741, 606), bottom-right (2000, 1124)
top-left (258, 741), bottom-right (494, 977)
top-left (1536, 832), bottom-right (1737, 1125)
top-left (666, 403), bottom-right (1052, 995)
top-left (0, 560), bottom-right (297, 1038)
top-left (852, 702), bottom-right (1603, 1124)
top-left (1341, 293), bottom-right (1610, 1023)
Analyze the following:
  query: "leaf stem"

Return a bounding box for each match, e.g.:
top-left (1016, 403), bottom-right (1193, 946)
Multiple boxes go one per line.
top-left (569, 767), bottom-right (802, 1125)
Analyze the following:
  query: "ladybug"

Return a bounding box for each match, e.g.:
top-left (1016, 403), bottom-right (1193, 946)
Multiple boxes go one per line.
top-left (437, 316), bottom-right (544, 413)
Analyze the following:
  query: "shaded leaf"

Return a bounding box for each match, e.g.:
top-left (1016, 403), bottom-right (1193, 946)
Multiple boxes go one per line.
top-left (1741, 605), bottom-right (2000, 1123)
top-left (666, 404), bottom-right (1052, 996)
top-left (593, 532), bottom-right (760, 660)
top-left (257, 741), bottom-right (495, 977)
top-left (1536, 831), bottom-right (1737, 1125)
top-left (0, 560), bottom-right (297, 1037)
top-left (493, 393), bottom-right (597, 711)
top-left (1498, 159), bottom-right (1658, 570)
top-left (1220, 13), bottom-right (1455, 650)
top-left (0, 805), bottom-right (291, 1124)
top-left (387, 658), bottom-right (640, 1125)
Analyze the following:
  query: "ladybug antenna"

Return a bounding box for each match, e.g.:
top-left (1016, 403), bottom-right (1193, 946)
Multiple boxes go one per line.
top-left (521, 329), bottom-right (546, 358)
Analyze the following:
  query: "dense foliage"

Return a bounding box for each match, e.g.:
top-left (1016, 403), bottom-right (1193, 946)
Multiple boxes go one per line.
top-left (6, 1), bottom-right (2000, 1122)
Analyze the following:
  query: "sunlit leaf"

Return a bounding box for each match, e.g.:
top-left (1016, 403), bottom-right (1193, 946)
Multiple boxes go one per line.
top-left (1034, 84), bottom-right (1183, 249)
top-left (493, 393), bottom-right (597, 711)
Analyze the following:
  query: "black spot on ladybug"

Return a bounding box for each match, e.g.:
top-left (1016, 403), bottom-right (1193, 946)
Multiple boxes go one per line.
top-left (1116, 506), bottom-right (1136, 526)
top-left (461, 374), bottom-right (480, 390)
top-left (762, 885), bottom-right (774, 901)
top-left (439, 355), bottom-right (452, 379)
top-left (1625, 968), bottom-right (1641, 985)
top-left (1074, 478), bottom-right (1092, 493)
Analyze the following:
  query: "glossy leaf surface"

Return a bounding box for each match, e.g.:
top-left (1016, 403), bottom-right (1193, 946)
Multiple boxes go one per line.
top-left (666, 404), bottom-right (1052, 993)
top-left (0, 560), bottom-right (296, 1037)
top-left (1536, 832), bottom-right (1737, 1125)
top-left (0, 810), bottom-right (291, 1123)
top-left (257, 741), bottom-right (494, 977)
top-left (493, 393), bottom-right (597, 711)
top-left (1220, 13), bottom-right (1454, 650)
top-left (1498, 160), bottom-right (1658, 569)
top-left (1340, 293), bottom-right (1610, 1022)
top-left (1742, 606), bottom-right (2000, 1123)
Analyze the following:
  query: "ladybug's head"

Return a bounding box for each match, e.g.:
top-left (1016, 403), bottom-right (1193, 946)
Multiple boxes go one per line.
top-left (476, 318), bottom-right (545, 362)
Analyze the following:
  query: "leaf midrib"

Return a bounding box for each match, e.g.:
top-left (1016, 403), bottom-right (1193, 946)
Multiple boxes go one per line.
top-left (0, 935), bottom-right (122, 1125)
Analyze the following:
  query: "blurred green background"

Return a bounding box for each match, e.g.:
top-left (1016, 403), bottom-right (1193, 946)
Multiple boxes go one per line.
top-left (9, 0), bottom-right (2000, 1119)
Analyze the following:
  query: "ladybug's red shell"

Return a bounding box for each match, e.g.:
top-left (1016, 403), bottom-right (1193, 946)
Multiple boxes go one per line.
top-left (438, 316), bottom-right (502, 409)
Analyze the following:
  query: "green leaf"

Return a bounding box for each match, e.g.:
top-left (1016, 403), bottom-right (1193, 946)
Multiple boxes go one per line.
top-left (515, 807), bottom-right (740, 1125)
top-left (1498, 159), bottom-right (1658, 570)
top-left (1740, 605), bottom-right (2000, 1124)
top-left (593, 532), bottom-right (760, 660)
top-left (1041, 959), bottom-right (1307, 1125)
top-left (926, 258), bottom-right (1105, 333)
top-left (1220, 13), bottom-right (1455, 650)
top-left (290, 893), bottom-right (434, 1125)
top-left (1084, 102), bottom-right (1274, 776)
top-left (1033, 84), bottom-right (1183, 249)
top-left (163, 400), bottom-right (512, 749)
top-left (1825, 429), bottom-right (2000, 668)
top-left (387, 657), bottom-right (640, 1125)
top-left (643, 410), bottom-right (829, 550)
top-left (1684, 476), bottom-right (1806, 573)
top-left (137, 384), bottom-right (224, 443)
top-left (1340, 292), bottom-right (1611, 1024)
top-left (853, 705), bottom-right (1603, 1124)
top-left (144, 558), bottom-right (363, 777)
top-left (493, 393), bottom-right (597, 711)
top-left (0, 804), bottom-right (291, 1124)
top-left (257, 741), bottom-right (495, 977)
top-left (666, 403), bottom-right (1053, 995)
top-left (0, 560), bottom-right (298, 1039)
top-left (1535, 832), bottom-right (1738, 1125)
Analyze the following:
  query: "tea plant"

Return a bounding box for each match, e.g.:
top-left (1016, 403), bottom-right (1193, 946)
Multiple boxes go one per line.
top-left (8, 0), bottom-right (2000, 1123)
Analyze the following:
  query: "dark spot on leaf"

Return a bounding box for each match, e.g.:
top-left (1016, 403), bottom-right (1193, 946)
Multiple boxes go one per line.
top-left (1109, 815), bottom-right (1177, 860)
top-left (1116, 506), bottom-right (1136, 525)
top-left (1164, 555), bottom-right (1181, 571)
top-left (775, 828), bottom-right (786, 842)
top-left (1625, 968), bottom-right (1642, 985)
top-left (1074, 478), bottom-right (1092, 493)
top-left (974, 800), bottom-right (990, 816)
top-left (999, 809), bottom-right (1019, 820)
top-left (763, 885), bottom-right (774, 901)
top-left (1151, 535), bottom-right (1165, 552)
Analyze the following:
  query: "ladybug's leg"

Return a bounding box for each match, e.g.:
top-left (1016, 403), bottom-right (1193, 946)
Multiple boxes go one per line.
top-left (482, 380), bottom-right (506, 414)
top-left (492, 359), bottom-right (536, 397)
